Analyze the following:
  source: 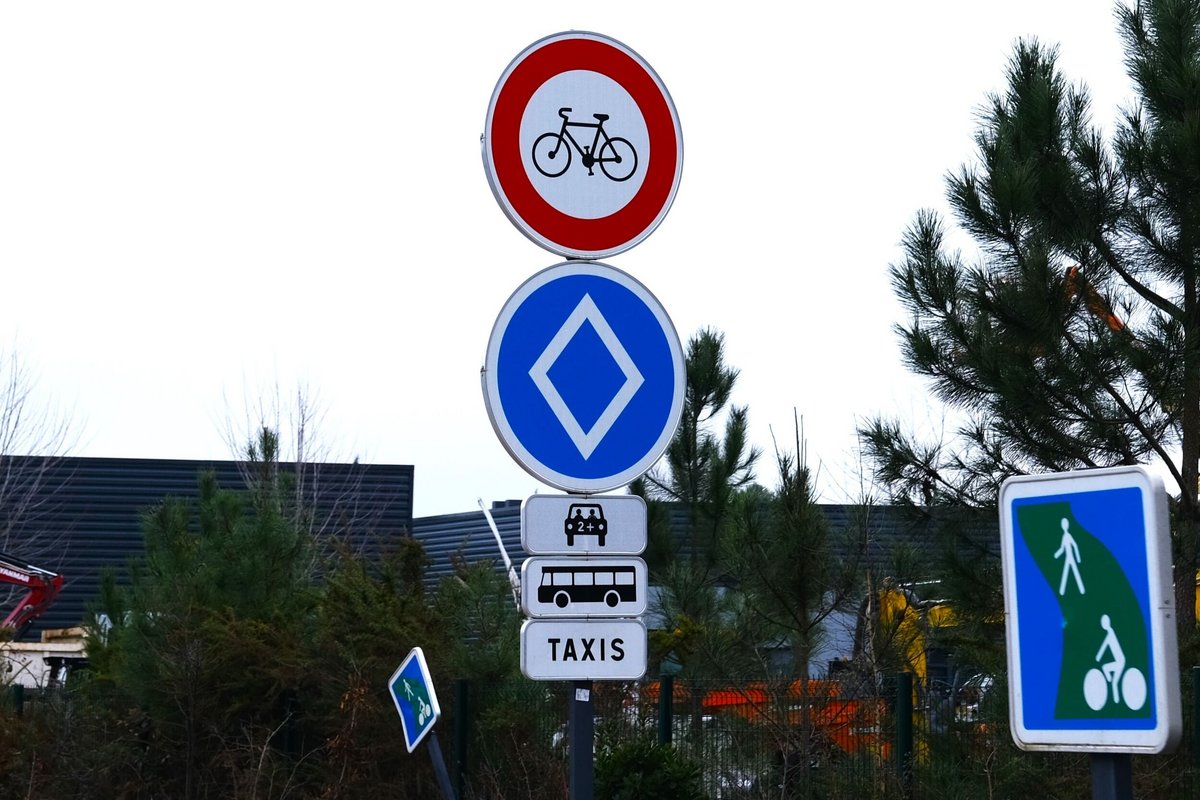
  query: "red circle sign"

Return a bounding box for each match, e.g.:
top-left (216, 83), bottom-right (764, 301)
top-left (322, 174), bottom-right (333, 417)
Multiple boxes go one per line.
top-left (483, 32), bottom-right (683, 259)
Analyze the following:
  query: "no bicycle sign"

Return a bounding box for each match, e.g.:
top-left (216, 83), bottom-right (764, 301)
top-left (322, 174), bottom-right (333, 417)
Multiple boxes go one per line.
top-left (482, 31), bottom-right (684, 259)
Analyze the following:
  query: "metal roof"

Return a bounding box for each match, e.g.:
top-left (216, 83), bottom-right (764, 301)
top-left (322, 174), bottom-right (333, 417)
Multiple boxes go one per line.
top-left (0, 456), bottom-right (413, 639)
top-left (412, 500), bottom-right (527, 586)
top-left (410, 500), bottom-right (1000, 584)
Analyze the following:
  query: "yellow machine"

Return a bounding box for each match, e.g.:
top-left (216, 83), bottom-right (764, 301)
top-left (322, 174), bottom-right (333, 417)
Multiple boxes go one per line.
top-left (864, 580), bottom-right (957, 684)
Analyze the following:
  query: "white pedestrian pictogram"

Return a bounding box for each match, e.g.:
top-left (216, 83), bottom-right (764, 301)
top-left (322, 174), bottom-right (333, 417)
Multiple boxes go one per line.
top-left (1083, 614), bottom-right (1147, 712)
top-left (1054, 517), bottom-right (1085, 596)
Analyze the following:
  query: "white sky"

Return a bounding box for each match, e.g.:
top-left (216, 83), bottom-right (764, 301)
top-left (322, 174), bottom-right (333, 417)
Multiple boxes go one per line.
top-left (0, 2), bottom-right (1136, 517)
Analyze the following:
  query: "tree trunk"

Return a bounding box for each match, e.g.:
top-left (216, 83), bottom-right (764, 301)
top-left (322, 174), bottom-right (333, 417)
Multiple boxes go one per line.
top-left (1176, 266), bottom-right (1199, 638)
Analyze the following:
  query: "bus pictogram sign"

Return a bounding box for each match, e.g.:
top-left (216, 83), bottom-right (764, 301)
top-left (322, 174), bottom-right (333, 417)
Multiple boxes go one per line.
top-left (520, 556), bottom-right (647, 618)
top-left (482, 31), bottom-right (683, 259)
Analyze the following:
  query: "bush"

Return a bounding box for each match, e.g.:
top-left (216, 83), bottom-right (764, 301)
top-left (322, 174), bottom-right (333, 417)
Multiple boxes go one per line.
top-left (595, 736), bottom-right (706, 800)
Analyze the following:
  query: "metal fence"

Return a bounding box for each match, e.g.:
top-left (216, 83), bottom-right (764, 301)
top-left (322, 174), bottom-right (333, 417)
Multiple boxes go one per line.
top-left (447, 671), bottom-right (1200, 800)
top-left (451, 674), bottom-right (935, 800)
top-left (8, 670), bottom-right (1199, 799)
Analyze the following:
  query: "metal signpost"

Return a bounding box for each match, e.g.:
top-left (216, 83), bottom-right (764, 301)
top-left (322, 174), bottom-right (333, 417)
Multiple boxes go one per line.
top-left (388, 647), bottom-right (456, 799)
top-left (999, 466), bottom-right (1182, 799)
top-left (482, 31), bottom-right (682, 800)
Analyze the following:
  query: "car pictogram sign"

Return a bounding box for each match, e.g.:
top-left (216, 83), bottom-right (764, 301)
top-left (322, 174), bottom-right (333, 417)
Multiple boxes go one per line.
top-left (999, 466), bottom-right (1181, 753)
top-left (522, 493), bottom-right (647, 555)
top-left (482, 31), bottom-right (683, 259)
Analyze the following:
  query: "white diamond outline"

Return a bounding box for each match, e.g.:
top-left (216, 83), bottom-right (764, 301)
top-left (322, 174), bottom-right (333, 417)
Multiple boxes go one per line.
top-left (528, 294), bottom-right (645, 460)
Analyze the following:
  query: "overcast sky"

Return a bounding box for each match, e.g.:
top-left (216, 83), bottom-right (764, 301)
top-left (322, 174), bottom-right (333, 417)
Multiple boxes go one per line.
top-left (0, 2), bottom-right (1136, 517)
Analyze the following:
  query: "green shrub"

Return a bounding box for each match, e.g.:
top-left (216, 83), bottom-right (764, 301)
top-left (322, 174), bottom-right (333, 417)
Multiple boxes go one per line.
top-left (595, 737), bottom-right (706, 800)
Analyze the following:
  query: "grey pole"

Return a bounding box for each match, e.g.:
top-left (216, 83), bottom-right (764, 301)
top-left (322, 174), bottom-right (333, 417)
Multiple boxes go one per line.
top-left (426, 730), bottom-right (457, 800)
top-left (569, 680), bottom-right (595, 800)
top-left (1090, 753), bottom-right (1133, 800)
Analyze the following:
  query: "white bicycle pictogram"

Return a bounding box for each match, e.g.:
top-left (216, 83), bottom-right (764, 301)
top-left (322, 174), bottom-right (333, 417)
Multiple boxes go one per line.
top-left (1083, 614), bottom-right (1147, 711)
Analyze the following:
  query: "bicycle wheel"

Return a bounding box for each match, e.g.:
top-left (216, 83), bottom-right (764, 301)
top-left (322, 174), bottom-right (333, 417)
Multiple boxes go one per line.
top-left (532, 132), bottom-right (570, 178)
top-left (1083, 668), bottom-right (1107, 711)
top-left (598, 137), bottom-right (637, 182)
top-left (1121, 668), bottom-right (1147, 711)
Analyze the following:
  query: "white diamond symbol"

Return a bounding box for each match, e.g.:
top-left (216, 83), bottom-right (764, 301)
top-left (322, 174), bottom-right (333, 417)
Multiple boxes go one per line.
top-left (529, 294), bottom-right (644, 459)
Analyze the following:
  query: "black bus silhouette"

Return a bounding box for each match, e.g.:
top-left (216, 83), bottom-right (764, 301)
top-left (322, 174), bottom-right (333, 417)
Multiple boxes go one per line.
top-left (564, 503), bottom-right (607, 546)
top-left (538, 564), bottom-right (636, 608)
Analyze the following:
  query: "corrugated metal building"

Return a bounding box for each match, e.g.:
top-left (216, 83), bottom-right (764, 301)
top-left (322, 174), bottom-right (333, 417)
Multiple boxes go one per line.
top-left (0, 456), bottom-right (414, 640)
top-left (0, 451), bottom-right (998, 649)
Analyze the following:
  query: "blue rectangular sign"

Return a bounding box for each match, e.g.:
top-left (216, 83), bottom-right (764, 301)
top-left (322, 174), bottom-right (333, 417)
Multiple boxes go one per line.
top-left (388, 647), bottom-right (441, 753)
top-left (999, 466), bottom-right (1180, 753)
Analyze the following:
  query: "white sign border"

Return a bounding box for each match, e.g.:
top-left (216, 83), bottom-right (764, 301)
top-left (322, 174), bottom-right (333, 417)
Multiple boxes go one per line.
top-left (999, 465), bottom-right (1181, 753)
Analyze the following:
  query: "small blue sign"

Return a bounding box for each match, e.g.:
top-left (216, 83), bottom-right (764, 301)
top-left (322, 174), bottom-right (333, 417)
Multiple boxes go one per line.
top-left (483, 262), bottom-right (684, 493)
top-left (999, 466), bottom-right (1180, 753)
top-left (388, 647), bottom-right (441, 753)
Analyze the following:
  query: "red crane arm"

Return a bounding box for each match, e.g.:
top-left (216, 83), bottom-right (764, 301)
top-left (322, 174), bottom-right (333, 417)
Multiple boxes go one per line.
top-left (0, 550), bottom-right (64, 633)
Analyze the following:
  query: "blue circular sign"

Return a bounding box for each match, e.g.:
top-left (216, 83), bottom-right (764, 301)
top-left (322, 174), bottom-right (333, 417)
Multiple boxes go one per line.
top-left (483, 262), bottom-right (684, 493)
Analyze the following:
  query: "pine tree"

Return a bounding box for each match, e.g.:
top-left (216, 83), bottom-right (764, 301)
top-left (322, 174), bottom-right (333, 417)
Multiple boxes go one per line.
top-left (632, 328), bottom-right (762, 677)
top-left (633, 327), bottom-right (760, 571)
top-left (860, 0), bottom-right (1200, 636)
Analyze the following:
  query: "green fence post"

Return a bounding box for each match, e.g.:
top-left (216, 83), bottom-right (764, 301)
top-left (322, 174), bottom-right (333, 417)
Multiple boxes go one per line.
top-left (1190, 671), bottom-right (1200, 800)
top-left (454, 680), bottom-right (469, 800)
top-left (1192, 666), bottom-right (1200, 770)
top-left (658, 674), bottom-right (673, 746)
top-left (9, 684), bottom-right (24, 717)
top-left (895, 672), bottom-right (913, 798)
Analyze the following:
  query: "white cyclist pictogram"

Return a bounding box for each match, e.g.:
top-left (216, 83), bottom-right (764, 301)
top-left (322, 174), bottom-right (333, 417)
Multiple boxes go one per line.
top-left (1083, 614), bottom-right (1147, 712)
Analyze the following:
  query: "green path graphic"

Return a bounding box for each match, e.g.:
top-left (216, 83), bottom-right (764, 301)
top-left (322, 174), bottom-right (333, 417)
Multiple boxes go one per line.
top-left (1015, 502), bottom-right (1150, 719)
top-left (396, 676), bottom-right (434, 726)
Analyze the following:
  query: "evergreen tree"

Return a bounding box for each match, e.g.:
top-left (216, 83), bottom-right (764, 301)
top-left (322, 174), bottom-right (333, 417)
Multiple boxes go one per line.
top-left (634, 327), bottom-right (760, 571)
top-left (86, 429), bottom-right (319, 798)
top-left (723, 419), bottom-right (858, 682)
top-left (631, 328), bottom-right (761, 677)
top-left (860, 0), bottom-right (1200, 636)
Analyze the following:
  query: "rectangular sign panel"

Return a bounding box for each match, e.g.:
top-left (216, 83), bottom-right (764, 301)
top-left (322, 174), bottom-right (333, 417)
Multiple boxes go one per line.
top-left (999, 466), bottom-right (1181, 754)
top-left (521, 557), bottom-right (647, 618)
top-left (387, 647), bottom-right (441, 753)
top-left (521, 493), bottom-right (647, 555)
top-left (521, 618), bottom-right (647, 681)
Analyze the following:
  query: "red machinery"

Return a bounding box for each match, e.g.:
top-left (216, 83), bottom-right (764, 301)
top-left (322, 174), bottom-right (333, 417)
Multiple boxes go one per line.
top-left (0, 549), bottom-right (64, 636)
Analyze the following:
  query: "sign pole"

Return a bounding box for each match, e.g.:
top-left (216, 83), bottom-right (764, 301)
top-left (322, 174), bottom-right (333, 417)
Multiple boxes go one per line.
top-left (569, 681), bottom-right (594, 800)
top-left (1090, 753), bottom-right (1132, 800)
top-left (426, 730), bottom-right (457, 800)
